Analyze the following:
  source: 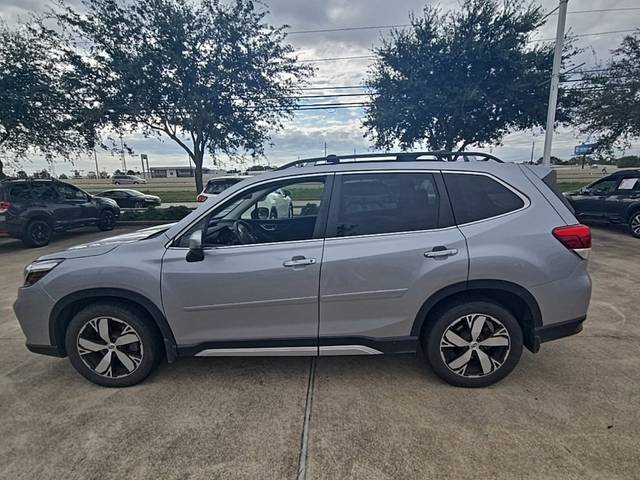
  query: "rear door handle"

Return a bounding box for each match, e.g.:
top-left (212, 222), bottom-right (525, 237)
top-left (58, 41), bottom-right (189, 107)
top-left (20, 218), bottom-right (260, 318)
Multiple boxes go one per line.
top-left (283, 256), bottom-right (317, 267)
top-left (424, 247), bottom-right (458, 258)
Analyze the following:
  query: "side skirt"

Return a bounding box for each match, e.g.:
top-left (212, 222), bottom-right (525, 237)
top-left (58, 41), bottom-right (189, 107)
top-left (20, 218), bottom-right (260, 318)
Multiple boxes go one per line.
top-left (178, 336), bottom-right (418, 358)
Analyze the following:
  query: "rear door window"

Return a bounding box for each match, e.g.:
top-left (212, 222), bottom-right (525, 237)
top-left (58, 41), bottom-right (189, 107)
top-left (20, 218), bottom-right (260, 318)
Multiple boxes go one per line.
top-left (31, 182), bottom-right (58, 201)
top-left (327, 172), bottom-right (443, 237)
top-left (444, 173), bottom-right (525, 224)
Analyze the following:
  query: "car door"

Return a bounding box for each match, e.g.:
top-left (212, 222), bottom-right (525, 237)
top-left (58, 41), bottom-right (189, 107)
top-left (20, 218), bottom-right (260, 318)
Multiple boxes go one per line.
top-left (51, 183), bottom-right (85, 227)
top-left (606, 176), bottom-right (640, 222)
top-left (318, 171), bottom-right (468, 354)
top-left (161, 174), bottom-right (333, 353)
top-left (571, 177), bottom-right (620, 219)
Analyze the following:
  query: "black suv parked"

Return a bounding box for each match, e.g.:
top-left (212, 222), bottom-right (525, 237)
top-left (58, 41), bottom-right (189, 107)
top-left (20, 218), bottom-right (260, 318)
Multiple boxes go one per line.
top-left (565, 170), bottom-right (640, 238)
top-left (0, 179), bottom-right (120, 247)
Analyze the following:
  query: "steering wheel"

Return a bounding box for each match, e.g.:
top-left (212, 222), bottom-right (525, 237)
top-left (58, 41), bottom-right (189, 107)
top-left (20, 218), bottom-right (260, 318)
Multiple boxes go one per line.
top-left (232, 220), bottom-right (258, 244)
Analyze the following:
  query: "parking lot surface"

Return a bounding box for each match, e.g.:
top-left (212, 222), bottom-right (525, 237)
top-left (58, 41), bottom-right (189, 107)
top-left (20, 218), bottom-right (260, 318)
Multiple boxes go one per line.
top-left (1, 226), bottom-right (639, 479)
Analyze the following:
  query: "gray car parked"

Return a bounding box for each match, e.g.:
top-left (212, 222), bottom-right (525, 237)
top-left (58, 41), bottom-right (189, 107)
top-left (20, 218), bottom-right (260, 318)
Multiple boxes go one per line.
top-left (14, 152), bottom-right (592, 387)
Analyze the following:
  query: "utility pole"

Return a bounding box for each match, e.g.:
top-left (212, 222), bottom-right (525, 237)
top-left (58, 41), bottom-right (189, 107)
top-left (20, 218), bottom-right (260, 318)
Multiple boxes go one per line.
top-left (324, 142), bottom-right (327, 157)
top-left (542, 0), bottom-right (568, 167)
top-left (119, 135), bottom-right (127, 171)
top-left (94, 150), bottom-right (100, 177)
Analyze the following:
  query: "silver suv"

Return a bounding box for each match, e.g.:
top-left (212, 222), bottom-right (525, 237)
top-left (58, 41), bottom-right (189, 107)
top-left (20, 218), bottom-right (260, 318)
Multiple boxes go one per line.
top-left (13, 152), bottom-right (592, 388)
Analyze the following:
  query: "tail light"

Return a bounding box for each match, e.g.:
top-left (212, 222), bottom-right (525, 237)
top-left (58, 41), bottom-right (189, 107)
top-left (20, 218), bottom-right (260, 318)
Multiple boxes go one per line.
top-left (196, 194), bottom-right (207, 203)
top-left (552, 224), bottom-right (591, 259)
top-left (0, 201), bottom-right (11, 213)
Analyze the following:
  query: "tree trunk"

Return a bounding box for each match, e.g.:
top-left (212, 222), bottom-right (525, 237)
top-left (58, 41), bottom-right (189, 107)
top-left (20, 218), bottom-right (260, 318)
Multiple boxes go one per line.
top-left (0, 159), bottom-right (4, 179)
top-left (192, 152), bottom-right (204, 193)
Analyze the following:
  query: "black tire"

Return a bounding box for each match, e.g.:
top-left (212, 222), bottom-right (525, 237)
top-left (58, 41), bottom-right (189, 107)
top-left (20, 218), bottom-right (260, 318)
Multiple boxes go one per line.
top-left (629, 211), bottom-right (640, 238)
top-left (65, 302), bottom-right (162, 387)
top-left (22, 219), bottom-right (52, 248)
top-left (97, 209), bottom-right (116, 231)
top-left (270, 206), bottom-right (278, 219)
top-left (114, 181), bottom-right (120, 185)
top-left (422, 300), bottom-right (523, 388)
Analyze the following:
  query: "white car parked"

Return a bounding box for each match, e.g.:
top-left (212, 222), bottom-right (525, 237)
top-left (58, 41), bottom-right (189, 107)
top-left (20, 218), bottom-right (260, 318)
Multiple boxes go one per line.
top-left (197, 176), bottom-right (293, 218)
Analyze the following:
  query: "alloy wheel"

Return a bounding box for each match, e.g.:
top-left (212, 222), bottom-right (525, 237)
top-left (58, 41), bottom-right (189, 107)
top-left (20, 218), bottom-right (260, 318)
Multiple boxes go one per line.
top-left (101, 211), bottom-right (115, 228)
top-left (631, 214), bottom-right (640, 236)
top-left (77, 317), bottom-right (144, 378)
top-left (30, 221), bottom-right (50, 245)
top-left (439, 313), bottom-right (511, 378)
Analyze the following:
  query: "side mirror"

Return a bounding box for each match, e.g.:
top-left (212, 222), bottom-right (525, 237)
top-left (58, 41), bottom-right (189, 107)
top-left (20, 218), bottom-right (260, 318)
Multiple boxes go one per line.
top-left (282, 189), bottom-right (292, 198)
top-left (186, 231), bottom-right (204, 262)
top-left (251, 206), bottom-right (270, 220)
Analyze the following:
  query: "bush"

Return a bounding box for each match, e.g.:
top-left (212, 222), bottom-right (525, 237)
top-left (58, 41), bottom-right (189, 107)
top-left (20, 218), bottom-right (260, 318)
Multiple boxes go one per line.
top-left (120, 206), bottom-right (192, 222)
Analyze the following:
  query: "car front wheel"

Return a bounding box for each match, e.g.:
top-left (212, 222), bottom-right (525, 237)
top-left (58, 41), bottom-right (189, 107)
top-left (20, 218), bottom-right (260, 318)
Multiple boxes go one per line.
top-left (97, 210), bottom-right (116, 231)
top-left (629, 211), bottom-right (640, 238)
top-left (423, 300), bottom-right (523, 387)
top-left (65, 302), bottom-right (162, 387)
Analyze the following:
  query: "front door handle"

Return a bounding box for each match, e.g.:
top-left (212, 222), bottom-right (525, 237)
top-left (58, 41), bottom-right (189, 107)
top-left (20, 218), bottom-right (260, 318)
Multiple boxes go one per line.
top-left (283, 255), bottom-right (317, 267)
top-left (424, 247), bottom-right (458, 258)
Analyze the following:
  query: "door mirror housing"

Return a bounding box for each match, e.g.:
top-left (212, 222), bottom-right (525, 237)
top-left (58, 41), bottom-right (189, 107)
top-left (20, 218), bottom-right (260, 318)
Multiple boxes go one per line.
top-left (186, 231), bottom-right (204, 262)
top-left (251, 206), bottom-right (270, 220)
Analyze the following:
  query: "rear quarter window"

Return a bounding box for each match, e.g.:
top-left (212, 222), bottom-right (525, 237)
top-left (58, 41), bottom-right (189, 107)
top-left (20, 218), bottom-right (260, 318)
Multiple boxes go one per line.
top-left (444, 173), bottom-right (525, 224)
top-left (8, 183), bottom-right (32, 203)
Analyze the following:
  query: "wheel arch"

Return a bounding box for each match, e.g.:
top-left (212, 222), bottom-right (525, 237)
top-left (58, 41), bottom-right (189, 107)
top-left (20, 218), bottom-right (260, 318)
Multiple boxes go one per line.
top-left (625, 203), bottom-right (640, 222)
top-left (49, 288), bottom-right (177, 362)
top-left (411, 280), bottom-right (543, 352)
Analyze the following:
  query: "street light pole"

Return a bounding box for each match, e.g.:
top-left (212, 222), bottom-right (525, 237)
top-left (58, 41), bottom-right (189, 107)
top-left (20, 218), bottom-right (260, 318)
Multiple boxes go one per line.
top-left (542, 0), bottom-right (569, 167)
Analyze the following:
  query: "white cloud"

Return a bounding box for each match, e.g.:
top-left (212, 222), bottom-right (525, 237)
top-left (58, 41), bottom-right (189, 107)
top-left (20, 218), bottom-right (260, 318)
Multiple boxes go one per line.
top-left (2, 0), bottom-right (640, 175)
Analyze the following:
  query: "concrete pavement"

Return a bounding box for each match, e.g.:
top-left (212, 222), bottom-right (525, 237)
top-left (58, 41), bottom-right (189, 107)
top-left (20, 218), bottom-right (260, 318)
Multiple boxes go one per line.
top-left (0, 225), bottom-right (639, 479)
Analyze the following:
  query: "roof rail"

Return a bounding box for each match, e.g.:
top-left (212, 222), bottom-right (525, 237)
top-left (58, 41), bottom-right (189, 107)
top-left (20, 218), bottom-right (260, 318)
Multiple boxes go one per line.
top-left (276, 151), bottom-right (503, 170)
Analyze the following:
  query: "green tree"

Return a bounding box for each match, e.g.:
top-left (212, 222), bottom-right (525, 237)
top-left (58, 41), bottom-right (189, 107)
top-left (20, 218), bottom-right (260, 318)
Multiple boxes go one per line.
top-left (364, 0), bottom-right (577, 151)
top-left (0, 24), bottom-right (96, 178)
top-left (53, 0), bottom-right (312, 192)
top-left (574, 32), bottom-right (640, 151)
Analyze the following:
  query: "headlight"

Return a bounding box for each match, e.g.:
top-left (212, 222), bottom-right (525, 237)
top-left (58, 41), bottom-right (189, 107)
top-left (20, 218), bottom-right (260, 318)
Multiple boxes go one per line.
top-left (23, 259), bottom-right (64, 287)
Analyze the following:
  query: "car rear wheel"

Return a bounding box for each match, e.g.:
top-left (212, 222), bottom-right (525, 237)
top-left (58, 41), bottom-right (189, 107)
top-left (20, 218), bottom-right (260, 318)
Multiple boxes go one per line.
top-left (97, 210), bottom-right (116, 231)
top-left (65, 302), bottom-right (162, 387)
top-left (22, 219), bottom-right (52, 247)
top-left (629, 211), bottom-right (640, 238)
top-left (422, 300), bottom-right (523, 387)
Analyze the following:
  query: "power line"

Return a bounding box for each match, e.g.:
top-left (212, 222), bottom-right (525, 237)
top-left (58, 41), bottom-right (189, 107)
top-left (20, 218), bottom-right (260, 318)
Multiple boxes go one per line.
top-left (288, 9), bottom-right (640, 35)
top-left (297, 29), bottom-right (640, 63)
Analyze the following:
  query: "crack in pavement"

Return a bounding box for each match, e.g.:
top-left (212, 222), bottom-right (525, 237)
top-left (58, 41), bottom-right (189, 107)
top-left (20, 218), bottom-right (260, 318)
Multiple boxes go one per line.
top-left (296, 356), bottom-right (317, 480)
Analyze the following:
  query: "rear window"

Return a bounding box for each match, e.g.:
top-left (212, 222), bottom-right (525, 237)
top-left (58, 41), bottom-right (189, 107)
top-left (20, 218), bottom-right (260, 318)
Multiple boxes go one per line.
top-left (328, 172), bottom-right (442, 237)
top-left (205, 179), bottom-right (241, 194)
top-left (444, 173), bottom-right (525, 224)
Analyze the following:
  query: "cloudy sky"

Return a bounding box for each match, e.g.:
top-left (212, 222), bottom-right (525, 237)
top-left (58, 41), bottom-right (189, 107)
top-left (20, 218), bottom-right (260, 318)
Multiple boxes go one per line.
top-left (2, 0), bottom-right (640, 175)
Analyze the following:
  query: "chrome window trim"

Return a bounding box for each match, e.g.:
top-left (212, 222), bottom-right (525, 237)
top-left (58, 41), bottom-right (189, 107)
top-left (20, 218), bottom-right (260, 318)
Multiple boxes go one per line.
top-left (165, 172), bottom-right (331, 248)
top-left (167, 168), bottom-right (531, 247)
top-left (169, 237), bottom-right (323, 251)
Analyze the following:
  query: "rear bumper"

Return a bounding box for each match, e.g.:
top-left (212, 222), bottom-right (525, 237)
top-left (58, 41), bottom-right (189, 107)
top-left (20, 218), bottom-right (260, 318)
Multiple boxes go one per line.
top-left (532, 316), bottom-right (586, 352)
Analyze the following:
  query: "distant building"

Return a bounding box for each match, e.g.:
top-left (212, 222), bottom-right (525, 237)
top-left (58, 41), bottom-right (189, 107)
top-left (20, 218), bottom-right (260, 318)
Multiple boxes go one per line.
top-left (149, 165), bottom-right (226, 178)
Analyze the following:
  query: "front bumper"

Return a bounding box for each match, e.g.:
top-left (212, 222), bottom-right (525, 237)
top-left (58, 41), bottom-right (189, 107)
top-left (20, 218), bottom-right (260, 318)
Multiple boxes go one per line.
top-left (531, 315), bottom-right (586, 352)
top-left (13, 283), bottom-right (59, 354)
